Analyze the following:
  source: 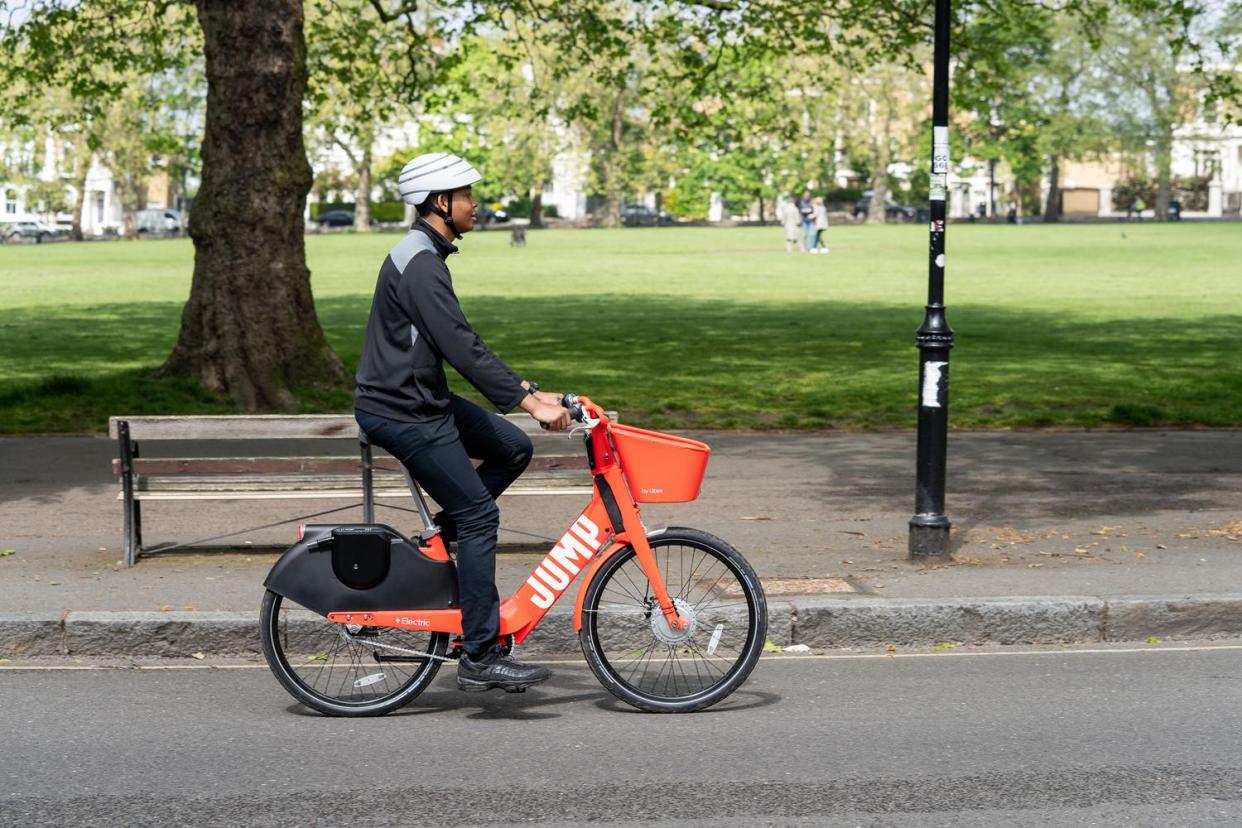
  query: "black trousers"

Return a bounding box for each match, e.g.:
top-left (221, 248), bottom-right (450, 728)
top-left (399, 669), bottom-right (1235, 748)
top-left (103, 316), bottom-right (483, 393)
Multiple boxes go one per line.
top-left (356, 397), bottom-right (533, 656)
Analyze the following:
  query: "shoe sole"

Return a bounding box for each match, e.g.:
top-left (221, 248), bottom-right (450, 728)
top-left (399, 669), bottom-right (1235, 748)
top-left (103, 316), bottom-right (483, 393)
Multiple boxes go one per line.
top-left (457, 674), bottom-right (550, 694)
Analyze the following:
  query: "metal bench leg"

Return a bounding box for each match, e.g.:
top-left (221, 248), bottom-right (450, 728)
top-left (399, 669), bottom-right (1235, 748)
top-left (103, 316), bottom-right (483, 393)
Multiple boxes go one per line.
top-left (118, 420), bottom-right (139, 566)
top-left (133, 499), bottom-right (143, 552)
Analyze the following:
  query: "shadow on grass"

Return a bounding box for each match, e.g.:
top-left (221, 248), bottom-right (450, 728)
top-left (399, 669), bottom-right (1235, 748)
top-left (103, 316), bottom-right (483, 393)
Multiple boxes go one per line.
top-left (0, 294), bottom-right (1239, 433)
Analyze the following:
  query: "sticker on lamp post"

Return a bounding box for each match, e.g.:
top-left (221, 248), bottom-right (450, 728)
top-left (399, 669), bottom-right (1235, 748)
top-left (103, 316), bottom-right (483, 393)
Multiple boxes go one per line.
top-left (921, 361), bottom-right (947, 408)
top-left (932, 126), bottom-right (950, 173)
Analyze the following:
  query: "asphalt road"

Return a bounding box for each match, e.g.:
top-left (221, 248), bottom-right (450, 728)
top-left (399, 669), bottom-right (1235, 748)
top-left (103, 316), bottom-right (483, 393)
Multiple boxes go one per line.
top-left (3, 644), bottom-right (1242, 826)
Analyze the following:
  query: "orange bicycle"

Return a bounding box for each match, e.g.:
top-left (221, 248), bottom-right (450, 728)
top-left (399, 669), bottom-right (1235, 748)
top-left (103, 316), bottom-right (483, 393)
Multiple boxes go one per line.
top-left (259, 396), bottom-right (767, 715)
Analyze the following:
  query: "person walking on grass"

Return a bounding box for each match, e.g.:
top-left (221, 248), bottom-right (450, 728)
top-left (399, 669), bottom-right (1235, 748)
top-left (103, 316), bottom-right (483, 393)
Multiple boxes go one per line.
top-left (798, 189), bottom-right (815, 252)
top-left (811, 197), bottom-right (830, 254)
top-left (781, 194), bottom-right (802, 253)
top-left (354, 151), bottom-right (570, 694)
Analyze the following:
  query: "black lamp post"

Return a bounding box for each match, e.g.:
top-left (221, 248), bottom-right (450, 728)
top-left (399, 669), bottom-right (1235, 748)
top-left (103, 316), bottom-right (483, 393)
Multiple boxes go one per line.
top-left (909, 0), bottom-right (955, 559)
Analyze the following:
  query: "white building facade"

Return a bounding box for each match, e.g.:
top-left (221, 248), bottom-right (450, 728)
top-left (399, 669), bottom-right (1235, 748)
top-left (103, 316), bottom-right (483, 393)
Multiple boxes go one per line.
top-left (1, 134), bottom-right (136, 234)
top-left (945, 113), bottom-right (1242, 221)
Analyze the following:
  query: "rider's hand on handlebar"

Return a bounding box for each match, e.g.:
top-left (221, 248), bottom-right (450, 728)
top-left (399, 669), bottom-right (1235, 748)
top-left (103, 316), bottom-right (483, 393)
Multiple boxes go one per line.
top-left (524, 398), bottom-right (571, 431)
top-left (531, 389), bottom-right (564, 407)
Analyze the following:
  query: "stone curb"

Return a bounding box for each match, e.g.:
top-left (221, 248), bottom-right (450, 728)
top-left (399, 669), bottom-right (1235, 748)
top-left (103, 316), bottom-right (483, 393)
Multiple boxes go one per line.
top-left (2, 594), bottom-right (1240, 659)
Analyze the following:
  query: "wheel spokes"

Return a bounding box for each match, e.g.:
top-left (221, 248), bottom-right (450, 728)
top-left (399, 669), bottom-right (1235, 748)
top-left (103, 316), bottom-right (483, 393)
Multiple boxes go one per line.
top-left (277, 601), bottom-right (437, 705)
top-left (591, 543), bottom-right (755, 699)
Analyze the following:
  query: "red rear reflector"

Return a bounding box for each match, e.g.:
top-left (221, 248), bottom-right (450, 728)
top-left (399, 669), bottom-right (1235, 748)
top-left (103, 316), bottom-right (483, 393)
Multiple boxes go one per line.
top-left (297, 524), bottom-right (306, 541)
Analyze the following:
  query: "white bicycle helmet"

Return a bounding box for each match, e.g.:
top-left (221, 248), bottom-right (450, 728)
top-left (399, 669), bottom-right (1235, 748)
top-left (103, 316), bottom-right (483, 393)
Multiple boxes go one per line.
top-left (398, 152), bottom-right (481, 206)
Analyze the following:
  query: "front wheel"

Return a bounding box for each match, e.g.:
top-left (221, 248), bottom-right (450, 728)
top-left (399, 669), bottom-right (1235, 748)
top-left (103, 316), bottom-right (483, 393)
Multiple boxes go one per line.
top-left (579, 528), bottom-right (766, 713)
top-left (259, 590), bottom-right (448, 717)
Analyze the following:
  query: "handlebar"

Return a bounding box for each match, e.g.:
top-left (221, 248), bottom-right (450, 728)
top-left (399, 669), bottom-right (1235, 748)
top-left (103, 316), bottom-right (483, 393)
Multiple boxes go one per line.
top-left (561, 393), bottom-right (586, 423)
top-left (560, 393), bottom-right (603, 429)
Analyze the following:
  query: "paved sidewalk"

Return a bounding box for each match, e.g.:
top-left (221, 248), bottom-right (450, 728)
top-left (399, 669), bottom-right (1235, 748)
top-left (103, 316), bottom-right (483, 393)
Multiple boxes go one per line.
top-left (2, 430), bottom-right (1240, 655)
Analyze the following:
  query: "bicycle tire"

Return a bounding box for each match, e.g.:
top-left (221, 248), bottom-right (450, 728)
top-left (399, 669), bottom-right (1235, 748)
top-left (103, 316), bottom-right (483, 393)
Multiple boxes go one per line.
top-left (259, 589), bottom-right (447, 717)
top-left (579, 528), bottom-right (766, 713)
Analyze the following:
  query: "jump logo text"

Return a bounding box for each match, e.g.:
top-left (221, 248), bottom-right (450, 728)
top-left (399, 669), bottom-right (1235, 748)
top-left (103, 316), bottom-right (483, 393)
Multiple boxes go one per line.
top-left (526, 515), bottom-right (603, 609)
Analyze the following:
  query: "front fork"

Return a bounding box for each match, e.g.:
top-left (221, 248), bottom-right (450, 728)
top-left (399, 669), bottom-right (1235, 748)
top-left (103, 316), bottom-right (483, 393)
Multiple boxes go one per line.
top-left (597, 464), bottom-right (686, 631)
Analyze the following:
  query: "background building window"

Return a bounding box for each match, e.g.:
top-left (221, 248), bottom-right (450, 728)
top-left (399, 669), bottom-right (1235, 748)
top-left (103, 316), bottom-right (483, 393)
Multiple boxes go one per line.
top-left (1192, 150), bottom-right (1220, 178)
top-left (4, 189), bottom-right (17, 214)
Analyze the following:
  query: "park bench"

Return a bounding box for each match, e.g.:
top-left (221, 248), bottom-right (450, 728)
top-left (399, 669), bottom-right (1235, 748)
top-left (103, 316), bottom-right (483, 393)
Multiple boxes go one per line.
top-left (109, 412), bottom-right (615, 566)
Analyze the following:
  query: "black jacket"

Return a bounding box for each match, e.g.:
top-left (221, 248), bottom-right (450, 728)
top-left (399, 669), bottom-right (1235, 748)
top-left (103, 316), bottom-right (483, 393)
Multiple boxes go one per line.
top-left (354, 219), bottom-right (526, 422)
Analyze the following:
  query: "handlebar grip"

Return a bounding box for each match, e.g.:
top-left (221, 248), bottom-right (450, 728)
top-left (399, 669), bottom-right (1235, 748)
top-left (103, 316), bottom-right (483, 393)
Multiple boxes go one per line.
top-left (560, 393), bottom-right (586, 422)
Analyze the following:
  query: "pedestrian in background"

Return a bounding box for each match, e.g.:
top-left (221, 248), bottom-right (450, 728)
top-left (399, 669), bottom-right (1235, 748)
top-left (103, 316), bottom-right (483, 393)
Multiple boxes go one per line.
top-left (811, 197), bottom-right (830, 254)
top-left (781, 195), bottom-right (802, 253)
top-left (798, 189), bottom-right (815, 252)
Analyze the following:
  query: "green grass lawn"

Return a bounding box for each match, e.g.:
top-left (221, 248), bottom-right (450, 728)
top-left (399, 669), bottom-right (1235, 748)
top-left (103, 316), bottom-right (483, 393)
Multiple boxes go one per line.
top-left (1, 223), bottom-right (1239, 433)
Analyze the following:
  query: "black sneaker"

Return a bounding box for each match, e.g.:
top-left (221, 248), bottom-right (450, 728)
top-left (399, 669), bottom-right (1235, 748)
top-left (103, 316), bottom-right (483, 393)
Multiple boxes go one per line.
top-left (457, 647), bottom-right (551, 693)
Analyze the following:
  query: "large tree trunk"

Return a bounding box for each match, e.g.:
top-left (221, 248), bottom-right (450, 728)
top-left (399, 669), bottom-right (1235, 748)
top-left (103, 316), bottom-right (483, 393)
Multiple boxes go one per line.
top-left (604, 91), bottom-right (624, 227)
top-left (71, 168), bottom-right (87, 242)
top-left (353, 144), bottom-right (371, 232)
top-left (162, 0), bottom-right (345, 411)
top-left (988, 157), bottom-right (997, 218)
top-left (866, 96), bottom-right (892, 226)
top-left (121, 176), bottom-right (145, 237)
top-left (1153, 128), bottom-right (1172, 222)
top-left (866, 139), bottom-right (891, 225)
top-left (757, 193), bottom-right (765, 224)
top-left (1043, 155), bottom-right (1062, 223)
top-left (529, 189), bottom-right (543, 228)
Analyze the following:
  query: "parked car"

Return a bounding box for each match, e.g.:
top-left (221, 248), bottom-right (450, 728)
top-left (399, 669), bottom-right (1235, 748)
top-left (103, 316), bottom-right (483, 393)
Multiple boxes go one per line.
top-left (478, 205), bottom-right (510, 225)
top-left (621, 204), bottom-right (675, 226)
top-left (853, 192), bottom-right (918, 222)
top-left (0, 220), bottom-right (63, 244)
top-left (312, 209), bottom-right (382, 228)
top-left (136, 208), bottom-right (184, 237)
top-left (314, 209), bottom-right (356, 227)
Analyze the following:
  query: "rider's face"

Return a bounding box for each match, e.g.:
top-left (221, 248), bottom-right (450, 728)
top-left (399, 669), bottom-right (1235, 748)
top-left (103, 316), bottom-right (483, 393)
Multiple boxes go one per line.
top-left (451, 185), bottom-right (477, 234)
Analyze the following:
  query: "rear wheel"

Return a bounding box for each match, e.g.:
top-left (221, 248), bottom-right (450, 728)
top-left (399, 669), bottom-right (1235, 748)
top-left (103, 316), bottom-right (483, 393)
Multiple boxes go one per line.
top-left (259, 590), bottom-right (447, 717)
top-left (580, 528), bottom-right (766, 713)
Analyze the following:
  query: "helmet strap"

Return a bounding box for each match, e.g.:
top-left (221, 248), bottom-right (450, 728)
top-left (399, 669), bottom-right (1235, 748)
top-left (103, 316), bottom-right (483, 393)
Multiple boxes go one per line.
top-left (429, 190), bottom-right (461, 240)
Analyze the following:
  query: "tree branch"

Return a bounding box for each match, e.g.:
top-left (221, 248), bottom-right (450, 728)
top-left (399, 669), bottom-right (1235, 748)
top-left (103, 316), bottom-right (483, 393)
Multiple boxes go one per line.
top-left (330, 132), bottom-right (360, 167)
top-left (367, 0), bottom-right (418, 24)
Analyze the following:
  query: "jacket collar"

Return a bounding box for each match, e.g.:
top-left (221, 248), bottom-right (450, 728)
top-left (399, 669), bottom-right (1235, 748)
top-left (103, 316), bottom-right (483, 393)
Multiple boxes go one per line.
top-left (414, 217), bottom-right (458, 259)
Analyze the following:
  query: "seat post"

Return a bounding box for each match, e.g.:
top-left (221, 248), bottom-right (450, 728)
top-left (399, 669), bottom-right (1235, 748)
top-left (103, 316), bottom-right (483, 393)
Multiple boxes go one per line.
top-left (399, 466), bottom-right (436, 532)
top-left (358, 426), bottom-right (436, 535)
top-left (357, 428), bottom-right (375, 523)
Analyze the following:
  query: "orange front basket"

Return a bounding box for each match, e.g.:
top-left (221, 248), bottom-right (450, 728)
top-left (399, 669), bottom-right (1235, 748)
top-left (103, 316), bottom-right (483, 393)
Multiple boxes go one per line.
top-left (609, 424), bottom-right (711, 503)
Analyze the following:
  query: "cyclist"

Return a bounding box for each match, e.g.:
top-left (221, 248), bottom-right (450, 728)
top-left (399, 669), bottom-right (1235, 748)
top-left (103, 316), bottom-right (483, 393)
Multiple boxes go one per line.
top-left (354, 151), bottom-right (570, 693)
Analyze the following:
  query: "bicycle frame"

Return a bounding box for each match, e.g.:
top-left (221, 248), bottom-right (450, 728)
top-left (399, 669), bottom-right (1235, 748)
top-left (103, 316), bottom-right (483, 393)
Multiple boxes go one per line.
top-left (326, 398), bottom-right (687, 644)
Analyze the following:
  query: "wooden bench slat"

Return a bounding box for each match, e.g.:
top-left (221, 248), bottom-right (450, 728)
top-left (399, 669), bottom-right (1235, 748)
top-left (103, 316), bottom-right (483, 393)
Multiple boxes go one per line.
top-left (122, 485), bottom-right (592, 501)
top-left (134, 468), bottom-right (587, 491)
top-left (109, 411), bottom-right (618, 440)
top-left (110, 415), bottom-right (358, 440)
top-left (112, 454), bottom-right (588, 476)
